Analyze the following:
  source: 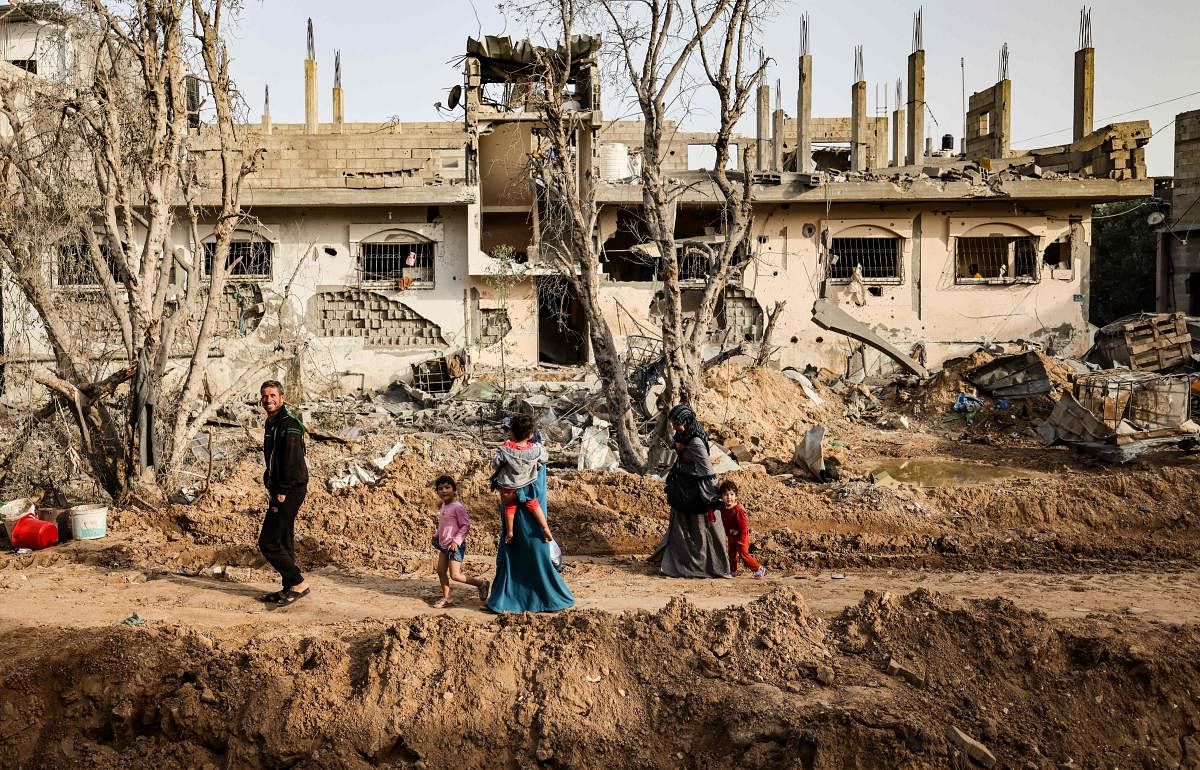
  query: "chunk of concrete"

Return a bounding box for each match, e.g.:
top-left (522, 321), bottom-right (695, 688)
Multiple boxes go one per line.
top-left (811, 300), bottom-right (929, 378)
top-left (945, 725), bottom-right (997, 767)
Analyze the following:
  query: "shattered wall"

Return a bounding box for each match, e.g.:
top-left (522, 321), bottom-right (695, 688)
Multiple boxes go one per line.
top-left (314, 289), bottom-right (446, 347)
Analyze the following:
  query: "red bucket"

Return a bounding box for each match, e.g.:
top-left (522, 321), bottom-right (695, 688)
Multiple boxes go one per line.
top-left (10, 513), bottom-right (58, 550)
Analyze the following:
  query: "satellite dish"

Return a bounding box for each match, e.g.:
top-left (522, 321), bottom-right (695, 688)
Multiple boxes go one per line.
top-left (447, 85), bottom-right (462, 111)
top-left (1147, 211), bottom-right (1166, 226)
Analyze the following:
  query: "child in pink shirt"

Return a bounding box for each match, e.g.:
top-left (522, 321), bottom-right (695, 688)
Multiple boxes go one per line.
top-left (431, 475), bottom-right (489, 608)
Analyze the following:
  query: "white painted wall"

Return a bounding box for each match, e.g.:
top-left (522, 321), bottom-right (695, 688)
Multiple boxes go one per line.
top-left (0, 19), bottom-right (71, 80)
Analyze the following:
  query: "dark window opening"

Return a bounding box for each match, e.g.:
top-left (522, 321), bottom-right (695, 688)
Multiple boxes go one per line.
top-left (601, 209), bottom-right (656, 281)
top-left (827, 237), bottom-right (901, 282)
top-left (204, 240), bottom-right (273, 279)
top-left (57, 243), bottom-right (125, 286)
top-left (1043, 237), bottom-right (1071, 270)
top-left (359, 241), bottom-right (435, 284)
top-left (956, 236), bottom-right (1038, 283)
top-left (8, 59), bottom-right (37, 74)
top-left (538, 276), bottom-right (587, 365)
top-left (1188, 274), bottom-right (1200, 316)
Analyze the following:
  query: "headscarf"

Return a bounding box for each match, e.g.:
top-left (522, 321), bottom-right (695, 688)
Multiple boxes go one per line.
top-left (669, 403), bottom-right (709, 452)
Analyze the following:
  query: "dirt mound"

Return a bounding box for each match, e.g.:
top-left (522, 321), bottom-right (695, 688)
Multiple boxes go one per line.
top-left (692, 363), bottom-right (843, 463)
top-left (3, 588), bottom-right (1196, 769)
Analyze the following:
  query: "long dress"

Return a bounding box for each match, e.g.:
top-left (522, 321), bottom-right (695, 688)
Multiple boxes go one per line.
top-left (487, 452), bottom-right (574, 613)
top-left (652, 436), bottom-right (731, 578)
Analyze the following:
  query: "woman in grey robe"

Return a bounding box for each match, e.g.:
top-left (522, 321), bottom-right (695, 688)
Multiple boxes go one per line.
top-left (651, 404), bottom-right (731, 578)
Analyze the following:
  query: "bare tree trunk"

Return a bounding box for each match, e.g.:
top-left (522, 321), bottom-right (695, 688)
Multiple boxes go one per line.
top-left (755, 300), bottom-right (787, 367)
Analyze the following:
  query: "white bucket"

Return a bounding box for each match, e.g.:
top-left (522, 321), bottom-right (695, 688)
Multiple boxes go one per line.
top-left (69, 504), bottom-right (108, 540)
top-left (2, 498), bottom-right (35, 540)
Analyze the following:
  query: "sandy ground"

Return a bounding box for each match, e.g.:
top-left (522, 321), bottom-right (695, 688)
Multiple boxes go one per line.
top-left (3, 553), bottom-right (1196, 634)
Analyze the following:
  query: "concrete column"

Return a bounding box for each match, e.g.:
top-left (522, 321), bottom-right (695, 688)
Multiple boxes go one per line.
top-left (772, 101), bottom-right (785, 172)
top-left (906, 50), bottom-right (924, 165)
top-left (891, 107), bottom-right (905, 166)
top-left (994, 79), bottom-right (1011, 158)
top-left (305, 59), bottom-right (318, 134)
top-left (756, 83), bottom-right (770, 171)
top-left (850, 80), bottom-right (868, 171)
top-left (796, 54), bottom-right (812, 172)
top-left (332, 51), bottom-right (344, 133)
top-left (304, 19), bottom-right (318, 134)
top-left (1073, 47), bottom-right (1094, 140)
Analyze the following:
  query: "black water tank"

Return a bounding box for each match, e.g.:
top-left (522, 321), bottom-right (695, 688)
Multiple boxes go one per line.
top-left (941, 133), bottom-right (954, 151)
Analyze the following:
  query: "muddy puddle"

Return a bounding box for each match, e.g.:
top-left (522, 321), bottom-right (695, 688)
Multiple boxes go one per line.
top-left (871, 459), bottom-right (1036, 487)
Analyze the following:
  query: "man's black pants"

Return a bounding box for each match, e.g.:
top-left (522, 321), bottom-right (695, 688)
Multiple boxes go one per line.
top-left (258, 487), bottom-right (307, 589)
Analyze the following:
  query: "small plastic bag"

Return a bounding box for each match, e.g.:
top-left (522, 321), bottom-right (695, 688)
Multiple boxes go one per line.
top-left (548, 540), bottom-right (563, 572)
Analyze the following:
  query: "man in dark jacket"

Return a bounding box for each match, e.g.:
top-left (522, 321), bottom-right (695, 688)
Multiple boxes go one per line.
top-left (257, 380), bottom-right (310, 606)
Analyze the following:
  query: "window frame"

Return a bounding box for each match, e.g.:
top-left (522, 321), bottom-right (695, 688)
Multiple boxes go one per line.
top-left (820, 223), bottom-right (908, 286)
top-left (196, 226), bottom-right (278, 283)
top-left (953, 234), bottom-right (1041, 285)
top-left (53, 240), bottom-right (127, 290)
top-left (349, 223), bottom-right (444, 290)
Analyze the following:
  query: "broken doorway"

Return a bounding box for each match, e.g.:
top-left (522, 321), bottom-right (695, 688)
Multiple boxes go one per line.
top-left (538, 275), bottom-right (588, 365)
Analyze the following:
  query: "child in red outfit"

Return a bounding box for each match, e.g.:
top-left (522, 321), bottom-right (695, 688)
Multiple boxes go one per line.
top-left (714, 480), bottom-right (765, 578)
top-left (491, 414), bottom-right (553, 544)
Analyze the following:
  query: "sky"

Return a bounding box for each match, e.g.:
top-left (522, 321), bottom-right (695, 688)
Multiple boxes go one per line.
top-left (226, 0), bottom-right (1200, 176)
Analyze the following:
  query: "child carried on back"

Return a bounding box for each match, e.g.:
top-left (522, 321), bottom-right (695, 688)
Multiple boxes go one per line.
top-left (491, 414), bottom-right (554, 544)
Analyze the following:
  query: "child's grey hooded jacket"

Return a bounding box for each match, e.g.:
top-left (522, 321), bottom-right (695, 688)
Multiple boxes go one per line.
top-left (491, 443), bottom-right (548, 489)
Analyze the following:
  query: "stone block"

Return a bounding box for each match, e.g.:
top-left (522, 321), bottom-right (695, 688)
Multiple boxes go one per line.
top-left (944, 726), bottom-right (996, 767)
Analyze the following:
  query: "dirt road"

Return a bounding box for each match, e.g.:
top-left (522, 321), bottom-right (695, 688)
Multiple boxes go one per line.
top-left (3, 554), bottom-right (1196, 633)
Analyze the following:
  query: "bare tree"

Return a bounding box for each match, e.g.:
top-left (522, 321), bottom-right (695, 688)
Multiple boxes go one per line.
top-left (0, 0), bottom-right (288, 500)
top-left (503, 0), bottom-right (772, 462)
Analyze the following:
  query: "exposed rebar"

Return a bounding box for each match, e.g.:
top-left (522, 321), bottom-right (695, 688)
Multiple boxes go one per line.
top-left (912, 6), bottom-right (923, 53)
top-left (998, 42), bottom-right (1009, 81)
top-left (853, 45), bottom-right (863, 83)
top-left (1078, 6), bottom-right (1092, 50)
top-left (334, 50), bottom-right (342, 89)
top-left (799, 13), bottom-right (809, 57)
top-left (306, 18), bottom-right (315, 60)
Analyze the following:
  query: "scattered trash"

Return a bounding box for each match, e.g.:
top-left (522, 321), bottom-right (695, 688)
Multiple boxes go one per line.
top-left (121, 613), bottom-right (146, 627)
top-left (952, 393), bottom-right (985, 413)
top-left (577, 423), bottom-right (619, 471)
top-left (965, 350), bottom-right (1051, 398)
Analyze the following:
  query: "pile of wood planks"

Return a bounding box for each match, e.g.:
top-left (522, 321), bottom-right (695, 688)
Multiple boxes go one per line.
top-left (1094, 312), bottom-right (1193, 372)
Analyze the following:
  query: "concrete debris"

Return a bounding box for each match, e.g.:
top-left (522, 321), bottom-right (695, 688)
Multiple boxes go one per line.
top-left (707, 443), bottom-right (741, 474)
top-left (885, 657), bottom-right (925, 688)
top-left (327, 463), bottom-right (381, 492)
top-left (577, 425), bottom-right (619, 471)
top-left (811, 300), bottom-right (929, 378)
top-left (782, 368), bottom-right (826, 406)
top-left (945, 725), bottom-right (997, 767)
top-left (369, 440), bottom-right (406, 471)
top-left (965, 351), bottom-right (1052, 399)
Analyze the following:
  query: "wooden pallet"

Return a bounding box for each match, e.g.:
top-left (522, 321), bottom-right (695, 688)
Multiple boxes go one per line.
top-left (1098, 312), bottom-right (1193, 372)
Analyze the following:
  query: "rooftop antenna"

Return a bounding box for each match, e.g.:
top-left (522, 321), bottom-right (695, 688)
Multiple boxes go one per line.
top-left (799, 13), bottom-right (809, 57)
top-left (912, 6), bottom-right (923, 53)
top-left (334, 50), bottom-right (342, 89)
top-left (306, 18), bottom-right (315, 60)
top-left (1078, 6), bottom-right (1092, 50)
top-left (853, 45), bottom-right (863, 82)
top-left (998, 42), bottom-right (1008, 81)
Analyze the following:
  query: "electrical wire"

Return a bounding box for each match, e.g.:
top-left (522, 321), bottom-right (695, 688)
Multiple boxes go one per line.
top-left (1015, 89), bottom-right (1200, 144)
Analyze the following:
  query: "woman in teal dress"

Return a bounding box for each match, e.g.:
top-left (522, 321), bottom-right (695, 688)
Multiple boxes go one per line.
top-left (487, 427), bottom-right (574, 613)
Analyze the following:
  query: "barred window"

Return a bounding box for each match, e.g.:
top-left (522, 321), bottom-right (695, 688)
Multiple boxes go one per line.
top-left (679, 248), bottom-right (709, 282)
top-left (56, 243), bottom-right (125, 287)
top-left (956, 236), bottom-right (1038, 283)
top-left (204, 240), bottom-right (273, 279)
top-left (359, 240), bottom-right (435, 285)
top-left (827, 237), bottom-right (902, 283)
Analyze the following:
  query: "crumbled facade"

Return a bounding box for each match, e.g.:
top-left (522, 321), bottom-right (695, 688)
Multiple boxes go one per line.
top-left (1158, 109), bottom-right (1200, 315)
top-left (0, 10), bottom-right (1156, 398)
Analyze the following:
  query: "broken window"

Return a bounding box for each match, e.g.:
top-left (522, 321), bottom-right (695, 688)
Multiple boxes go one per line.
top-left (8, 59), bottom-right (37, 74)
top-left (55, 242), bottom-right (126, 287)
top-left (827, 237), bottom-right (902, 283)
top-left (1042, 235), bottom-right (1072, 274)
top-left (359, 240), bottom-right (436, 286)
top-left (204, 240), bottom-right (273, 280)
top-left (955, 236), bottom-right (1038, 284)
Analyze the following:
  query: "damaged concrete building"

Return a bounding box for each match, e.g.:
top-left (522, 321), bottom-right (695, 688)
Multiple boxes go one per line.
top-left (1157, 108), bottom-right (1200, 316)
top-left (0, 8), bottom-right (1155, 397)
